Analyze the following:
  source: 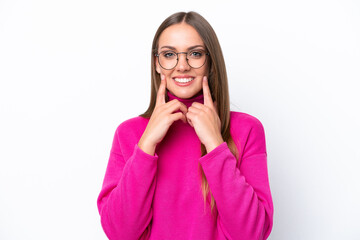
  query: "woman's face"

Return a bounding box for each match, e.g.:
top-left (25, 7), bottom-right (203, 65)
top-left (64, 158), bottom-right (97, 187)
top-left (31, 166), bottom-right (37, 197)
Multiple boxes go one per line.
top-left (156, 23), bottom-right (209, 99)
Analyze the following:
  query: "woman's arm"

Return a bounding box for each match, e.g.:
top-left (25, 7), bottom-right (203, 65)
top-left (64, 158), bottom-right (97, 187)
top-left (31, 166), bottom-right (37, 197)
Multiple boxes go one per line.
top-left (97, 75), bottom-right (188, 240)
top-left (97, 127), bottom-right (158, 240)
top-left (199, 118), bottom-right (273, 240)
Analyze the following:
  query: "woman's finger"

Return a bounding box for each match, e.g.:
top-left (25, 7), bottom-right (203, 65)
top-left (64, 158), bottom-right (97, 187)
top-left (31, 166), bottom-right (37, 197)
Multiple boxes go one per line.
top-left (186, 112), bottom-right (195, 127)
top-left (155, 74), bottom-right (166, 107)
top-left (165, 99), bottom-right (188, 116)
top-left (189, 102), bottom-right (206, 111)
top-left (187, 117), bottom-right (193, 127)
top-left (202, 76), bottom-right (214, 108)
top-left (170, 112), bottom-right (187, 124)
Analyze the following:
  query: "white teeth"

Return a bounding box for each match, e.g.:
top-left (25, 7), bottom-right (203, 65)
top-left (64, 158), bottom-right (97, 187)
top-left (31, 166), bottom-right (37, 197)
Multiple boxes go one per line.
top-left (174, 78), bottom-right (194, 83)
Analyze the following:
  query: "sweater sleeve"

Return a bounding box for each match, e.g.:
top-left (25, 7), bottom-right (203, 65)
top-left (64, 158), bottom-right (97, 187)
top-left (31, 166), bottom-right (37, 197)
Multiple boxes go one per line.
top-left (198, 119), bottom-right (273, 240)
top-left (97, 127), bottom-right (158, 240)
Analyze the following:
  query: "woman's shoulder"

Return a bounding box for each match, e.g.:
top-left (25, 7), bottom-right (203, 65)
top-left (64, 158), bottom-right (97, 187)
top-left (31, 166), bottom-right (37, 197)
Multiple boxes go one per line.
top-left (229, 111), bottom-right (266, 142)
top-left (229, 111), bottom-right (267, 159)
top-left (117, 115), bottom-right (149, 128)
top-left (109, 116), bottom-right (150, 158)
top-left (230, 111), bottom-right (264, 129)
top-left (114, 116), bottom-right (149, 137)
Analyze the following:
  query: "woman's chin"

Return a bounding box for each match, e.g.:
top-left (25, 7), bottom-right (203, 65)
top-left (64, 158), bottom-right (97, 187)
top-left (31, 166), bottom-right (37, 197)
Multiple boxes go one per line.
top-left (168, 86), bottom-right (202, 100)
top-left (172, 91), bottom-right (198, 99)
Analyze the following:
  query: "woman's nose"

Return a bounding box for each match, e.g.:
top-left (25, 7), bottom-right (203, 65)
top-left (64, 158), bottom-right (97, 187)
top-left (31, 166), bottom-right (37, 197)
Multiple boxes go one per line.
top-left (176, 53), bottom-right (191, 72)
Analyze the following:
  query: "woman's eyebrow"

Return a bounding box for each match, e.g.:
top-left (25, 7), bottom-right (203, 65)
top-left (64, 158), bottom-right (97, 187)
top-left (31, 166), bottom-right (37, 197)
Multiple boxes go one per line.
top-left (160, 45), bottom-right (205, 50)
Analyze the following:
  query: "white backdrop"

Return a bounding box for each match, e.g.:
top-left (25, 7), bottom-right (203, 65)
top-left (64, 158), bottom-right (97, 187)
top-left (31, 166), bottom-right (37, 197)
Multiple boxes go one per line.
top-left (1, 0), bottom-right (359, 239)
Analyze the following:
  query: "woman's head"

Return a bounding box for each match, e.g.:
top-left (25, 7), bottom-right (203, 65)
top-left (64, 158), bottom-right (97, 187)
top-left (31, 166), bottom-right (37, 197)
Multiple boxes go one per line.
top-left (145, 11), bottom-right (230, 121)
top-left (155, 22), bottom-right (209, 99)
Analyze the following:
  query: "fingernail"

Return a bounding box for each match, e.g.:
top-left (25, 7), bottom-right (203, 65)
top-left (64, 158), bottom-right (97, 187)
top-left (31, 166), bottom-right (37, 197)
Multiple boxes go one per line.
top-left (203, 76), bottom-right (207, 81)
top-left (161, 74), bottom-right (165, 80)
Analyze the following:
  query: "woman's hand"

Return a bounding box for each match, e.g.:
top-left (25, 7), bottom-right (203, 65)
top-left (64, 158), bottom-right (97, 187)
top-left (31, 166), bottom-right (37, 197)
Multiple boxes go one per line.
top-left (186, 76), bottom-right (224, 153)
top-left (138, 74), bottom-right (188, 156)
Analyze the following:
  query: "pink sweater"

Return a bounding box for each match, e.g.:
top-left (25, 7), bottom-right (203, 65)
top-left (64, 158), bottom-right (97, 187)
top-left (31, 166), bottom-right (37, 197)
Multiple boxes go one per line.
top-left (97, 91), bottom-right (273, 240)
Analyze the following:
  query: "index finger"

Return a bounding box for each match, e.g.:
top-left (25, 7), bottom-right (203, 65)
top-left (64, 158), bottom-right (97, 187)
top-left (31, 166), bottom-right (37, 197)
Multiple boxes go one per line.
top-left (202, 76), bottom-right (214, 107)
top-left (155, 74), bottom-right (166, 107)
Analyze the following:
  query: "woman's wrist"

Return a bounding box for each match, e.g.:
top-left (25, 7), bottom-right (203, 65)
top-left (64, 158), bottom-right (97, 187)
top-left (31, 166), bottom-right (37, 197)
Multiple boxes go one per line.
top-left (138, 137), bottom-right (156, 156)
top-left (205, 137), bottom-right (224, 153)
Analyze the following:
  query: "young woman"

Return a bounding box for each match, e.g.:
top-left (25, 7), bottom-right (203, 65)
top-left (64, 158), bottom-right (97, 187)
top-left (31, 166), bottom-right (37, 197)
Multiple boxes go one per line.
top-left (97, 11), bottom-right (273, 240)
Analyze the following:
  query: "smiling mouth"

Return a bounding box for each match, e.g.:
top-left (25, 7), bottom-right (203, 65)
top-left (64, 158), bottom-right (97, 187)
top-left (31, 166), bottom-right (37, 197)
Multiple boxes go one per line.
top-left (173, 77), bottom-right (194, 83)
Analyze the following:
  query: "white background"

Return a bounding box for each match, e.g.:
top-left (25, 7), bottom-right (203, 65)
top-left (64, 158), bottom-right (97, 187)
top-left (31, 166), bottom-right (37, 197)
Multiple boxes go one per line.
top-left (1, 0), bottom-right (359, 239)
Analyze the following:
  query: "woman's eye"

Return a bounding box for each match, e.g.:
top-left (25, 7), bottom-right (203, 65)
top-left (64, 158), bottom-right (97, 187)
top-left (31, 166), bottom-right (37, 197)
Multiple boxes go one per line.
top-left (163, 52), bottom-right (176, 58)
top-left (190, 51), bottom-right (203, 58)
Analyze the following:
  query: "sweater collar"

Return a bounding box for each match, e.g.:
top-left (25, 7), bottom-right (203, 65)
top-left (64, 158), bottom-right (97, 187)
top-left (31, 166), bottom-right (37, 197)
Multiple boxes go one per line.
top-left (166, 90), bottom-right (204, 108)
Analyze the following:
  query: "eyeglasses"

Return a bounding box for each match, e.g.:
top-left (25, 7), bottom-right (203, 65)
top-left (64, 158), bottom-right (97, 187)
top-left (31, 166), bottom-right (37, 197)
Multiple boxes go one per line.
top-left (155, 49), bottom-right (209, 70)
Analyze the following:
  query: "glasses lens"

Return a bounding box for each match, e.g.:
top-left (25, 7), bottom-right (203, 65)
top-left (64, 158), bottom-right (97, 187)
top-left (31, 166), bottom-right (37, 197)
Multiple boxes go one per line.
top-left (159, 51), bottom-right (177, 69)
top-left (187, 50), bottom-right (207, 68)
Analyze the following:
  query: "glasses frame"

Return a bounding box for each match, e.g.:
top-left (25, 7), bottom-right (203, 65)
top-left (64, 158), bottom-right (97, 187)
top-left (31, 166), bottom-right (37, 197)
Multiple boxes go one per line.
top-left (155, 50), bottom-right (210, 70)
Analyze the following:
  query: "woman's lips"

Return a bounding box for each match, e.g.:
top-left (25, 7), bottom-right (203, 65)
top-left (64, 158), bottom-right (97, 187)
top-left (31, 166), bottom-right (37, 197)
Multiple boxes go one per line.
top-left (173, 77), bottom-right (195, 86)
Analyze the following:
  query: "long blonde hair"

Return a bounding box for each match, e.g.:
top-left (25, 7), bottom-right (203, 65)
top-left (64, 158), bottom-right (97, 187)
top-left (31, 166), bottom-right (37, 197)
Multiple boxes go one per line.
top-left (140, 11), bottom-right (239, 216)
